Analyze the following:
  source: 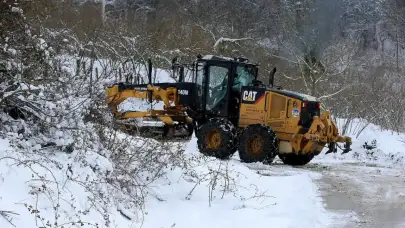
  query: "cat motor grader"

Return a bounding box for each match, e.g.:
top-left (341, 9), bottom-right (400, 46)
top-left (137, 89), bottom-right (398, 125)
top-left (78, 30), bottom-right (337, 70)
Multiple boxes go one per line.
top-left (105, 55), bottom-right (352, 165)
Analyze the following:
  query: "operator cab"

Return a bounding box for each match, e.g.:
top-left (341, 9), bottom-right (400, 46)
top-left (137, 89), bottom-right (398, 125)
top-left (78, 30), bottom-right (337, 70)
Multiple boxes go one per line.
top-left (193, 55), bottom-right (258, 123)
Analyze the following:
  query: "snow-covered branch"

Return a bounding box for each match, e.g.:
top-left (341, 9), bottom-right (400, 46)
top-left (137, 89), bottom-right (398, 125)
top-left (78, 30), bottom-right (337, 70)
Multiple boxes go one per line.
top-left (213, 37), bottom-right (253, 52)
top-left (318, 85), bottom-right (352, 100)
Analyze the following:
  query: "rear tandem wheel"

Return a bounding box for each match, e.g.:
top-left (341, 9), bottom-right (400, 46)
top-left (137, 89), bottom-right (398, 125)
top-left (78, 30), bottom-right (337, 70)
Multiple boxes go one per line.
top-left (237, 124), bottom-right (279, 164)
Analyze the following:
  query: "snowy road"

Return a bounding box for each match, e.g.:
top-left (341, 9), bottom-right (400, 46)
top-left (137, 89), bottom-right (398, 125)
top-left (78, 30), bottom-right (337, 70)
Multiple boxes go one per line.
top-left (309, 161), bottom-right (405, 228)
top-left (249, 158), bottom-right (405, 228)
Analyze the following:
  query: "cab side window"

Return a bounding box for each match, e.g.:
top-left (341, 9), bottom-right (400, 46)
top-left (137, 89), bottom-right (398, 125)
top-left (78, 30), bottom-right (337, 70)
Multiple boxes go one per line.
top-left (206, 65), bottom-right (229, 110)
top-left (233, 66), bottom-right (254, 92)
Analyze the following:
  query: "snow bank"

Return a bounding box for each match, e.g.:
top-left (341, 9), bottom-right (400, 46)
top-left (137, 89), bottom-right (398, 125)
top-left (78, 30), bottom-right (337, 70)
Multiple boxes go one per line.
top-left (137, 137), bottom-right (334, 228)
top-left (142, 167), bottom-right (331, 228)
top-left (0, 132), bottom-right (337, 228)
top-left (315, 118), bottom-right (405, 167)
top-left (0, 137), bottom-right (133, 228)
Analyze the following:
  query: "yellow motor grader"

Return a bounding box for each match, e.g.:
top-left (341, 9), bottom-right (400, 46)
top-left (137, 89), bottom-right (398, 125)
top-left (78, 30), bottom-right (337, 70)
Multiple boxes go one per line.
top-left (106, 55), bottom-right (352, 166)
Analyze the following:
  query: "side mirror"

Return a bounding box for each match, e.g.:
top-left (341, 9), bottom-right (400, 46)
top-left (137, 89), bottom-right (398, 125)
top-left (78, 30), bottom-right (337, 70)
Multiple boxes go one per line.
top-left (269, 67), bottom-right (276, 87)
top-left (172, 56), bottom-right (178, 65)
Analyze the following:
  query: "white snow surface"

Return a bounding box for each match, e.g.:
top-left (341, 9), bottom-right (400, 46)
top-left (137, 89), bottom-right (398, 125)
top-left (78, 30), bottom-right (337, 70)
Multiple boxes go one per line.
top-left (118, 99), bottom-right (166, 113)
top-left (0, 137), bottom-right (128, 228)
top-left (315, 118), bottom-right (405, 167)
top-left (141, 137), bottom-right (334, 228)
top-left (0, 134), bottom-right (335, 228)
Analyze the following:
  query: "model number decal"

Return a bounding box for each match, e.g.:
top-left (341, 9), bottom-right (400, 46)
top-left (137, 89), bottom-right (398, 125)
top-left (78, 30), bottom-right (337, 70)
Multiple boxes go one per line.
top-left (242, 91), bottom-right (258, 101)
top-left (178, 89), bottom-right (189, 95)
top-left (133, 87), bottom-right (147, 90)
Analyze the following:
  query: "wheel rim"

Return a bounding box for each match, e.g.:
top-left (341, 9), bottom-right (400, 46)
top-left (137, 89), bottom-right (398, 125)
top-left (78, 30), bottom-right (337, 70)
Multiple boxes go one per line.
top-left (247, 135), bottom-right (263, 156)
top-left (206, 130), bottom-right (222, 149)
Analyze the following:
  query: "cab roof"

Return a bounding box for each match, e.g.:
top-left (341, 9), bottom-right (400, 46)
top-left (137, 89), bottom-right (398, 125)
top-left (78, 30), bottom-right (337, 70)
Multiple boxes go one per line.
top-left (270, 88), bottom-right (319, 102)
top-left (200, 55), bottom-right (258, 66)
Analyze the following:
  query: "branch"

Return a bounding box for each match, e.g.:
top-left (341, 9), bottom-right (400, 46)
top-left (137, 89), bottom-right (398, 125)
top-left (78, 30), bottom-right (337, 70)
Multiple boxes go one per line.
top-left (213, 37), bottom-right (253, 52)
top-left (0, 210), bottom-right (19, 227)
top-left (298, 62), bottom-right (311, 94)
top-left (318, 85), bottom-right (352, 100)
top-left (281, 73), bottom-right (300, 81)
top-left (195, 24), bottom-right (217, 42)
top-left (265, 52), bottom-right (299, 64)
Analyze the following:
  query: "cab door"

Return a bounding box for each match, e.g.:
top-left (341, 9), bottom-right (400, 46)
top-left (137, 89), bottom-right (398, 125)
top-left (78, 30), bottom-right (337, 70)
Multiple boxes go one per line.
top-left (204, 62), bottom-right (233, 117)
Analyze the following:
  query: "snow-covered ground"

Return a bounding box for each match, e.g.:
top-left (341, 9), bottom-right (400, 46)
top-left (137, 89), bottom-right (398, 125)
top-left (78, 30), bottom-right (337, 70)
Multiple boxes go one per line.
top-left (2, 116), bottom-right (404, 228)
top-left (0, 136), bottom-right (133, 228)
top-left (141, 137), bottom-right (334, 228)
top-left (315, 118), bottom-right (405, 167)
top-left (0, 133), bottom-right (336, 228)
top-left (2, 107), bottom-right (405, 228)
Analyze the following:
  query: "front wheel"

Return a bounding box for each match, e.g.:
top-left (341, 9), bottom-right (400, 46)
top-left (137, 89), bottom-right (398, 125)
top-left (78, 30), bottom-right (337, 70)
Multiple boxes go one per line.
top-left (196, 118), bottom-right (237, 159)
top-left (238, 124), bottom-right (279, 164)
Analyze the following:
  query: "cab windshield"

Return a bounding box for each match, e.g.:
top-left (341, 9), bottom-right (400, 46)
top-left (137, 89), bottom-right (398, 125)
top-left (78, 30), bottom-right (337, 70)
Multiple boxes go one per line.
top-left (233, 64), bottom-right (256, 92)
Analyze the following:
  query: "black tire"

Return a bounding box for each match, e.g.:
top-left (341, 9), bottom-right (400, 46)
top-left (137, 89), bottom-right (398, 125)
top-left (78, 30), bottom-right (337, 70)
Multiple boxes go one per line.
top-left (278, 153), bottom-right (314, 166)
top-left (196, 118), bottom-right (237, 159)
top-left (238, 124), bottom-right (279, 164)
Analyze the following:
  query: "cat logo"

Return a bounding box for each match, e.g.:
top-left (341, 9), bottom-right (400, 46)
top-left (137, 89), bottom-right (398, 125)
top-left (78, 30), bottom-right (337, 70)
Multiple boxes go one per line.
top-left (242, 91), bottom-right (258, 101)
top-left (178, 89), bottom-right (189, 95)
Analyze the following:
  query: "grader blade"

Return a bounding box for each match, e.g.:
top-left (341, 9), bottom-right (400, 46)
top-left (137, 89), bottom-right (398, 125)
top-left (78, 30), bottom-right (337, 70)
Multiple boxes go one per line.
top-left (320, 110), bottom-right (352, 155)
top-left (293, 109), bottom-right (352, 155)
top-left (325, 142), bottom-right (337, 154)
top-left (340, 140), bottom-right (352, 154)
